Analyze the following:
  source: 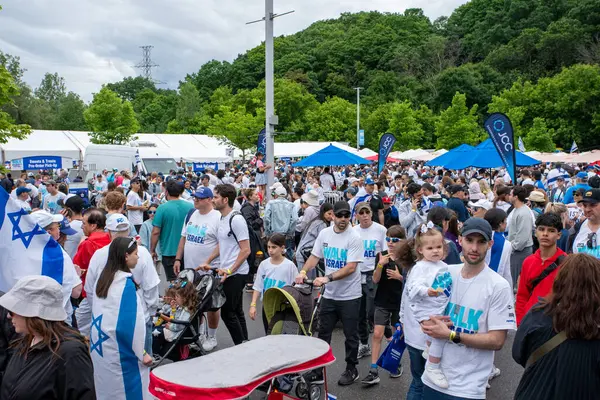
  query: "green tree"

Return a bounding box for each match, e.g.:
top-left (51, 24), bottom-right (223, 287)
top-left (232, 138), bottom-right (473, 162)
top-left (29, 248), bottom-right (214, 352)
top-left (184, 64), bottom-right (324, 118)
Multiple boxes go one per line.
top-left (388, 101), bottom-right (424, 150)
top-left (524, 117), bottom-right (556, 152)
top-left (167, 82), bottom-right (202, 133)
top-left (105, 76), bottom-right (156, 102)
top-left (54, 92), bottom-right (86, 130)
top-left (435, 92), bottom-right (483, 149)
top-left (185, 60), bottom-right (232, 103)
top-left (84, 87), bottom-right (140, 144)
top-left (35, 72), bottom-right (66, 103)
top-left (0, 63), bottom-right (30, 142)
top-left (298, 97), bottom-right (356, 142)
top-left (205, 105), bottom-right (263, 160)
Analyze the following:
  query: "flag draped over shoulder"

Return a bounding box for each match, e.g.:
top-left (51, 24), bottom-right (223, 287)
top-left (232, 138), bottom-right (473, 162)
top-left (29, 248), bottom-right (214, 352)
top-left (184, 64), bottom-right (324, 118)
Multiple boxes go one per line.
top-left (90, 270), bottom-right (149, 400)
top-left (0, 187), bottom-right (77, 308)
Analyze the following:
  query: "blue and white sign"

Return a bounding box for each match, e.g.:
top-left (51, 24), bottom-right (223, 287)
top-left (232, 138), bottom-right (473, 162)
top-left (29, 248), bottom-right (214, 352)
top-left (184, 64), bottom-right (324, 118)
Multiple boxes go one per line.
top-left (69, 188), bottom-right (90, 207)
top-left (10, 159), bottom-right (23, 170)
top-left (359, 129), bottom-right (365, 146)
top-left (193, 162), bottom-right (219, 172)
top-left (22, 156), bottom-right (62, 170)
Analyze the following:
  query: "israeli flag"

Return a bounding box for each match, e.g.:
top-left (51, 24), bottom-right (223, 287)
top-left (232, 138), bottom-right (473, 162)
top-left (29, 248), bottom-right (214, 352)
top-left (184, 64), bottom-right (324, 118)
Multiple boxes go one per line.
top-left (571, 141), bottom-right (578, 153)
top-left (0, 187), bottom-right (78, 309)
top-left (518, 137), bottom-right (526, 153)
top-left (327, 394), bottom-right (338, 400)
top-left (90, 270), bottom-right (149, 400)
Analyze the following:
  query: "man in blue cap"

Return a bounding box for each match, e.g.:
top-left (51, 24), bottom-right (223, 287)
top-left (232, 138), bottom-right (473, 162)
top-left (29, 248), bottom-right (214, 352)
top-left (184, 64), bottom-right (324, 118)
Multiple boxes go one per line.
top-left (14, 186), bottom-right (32, 212)
top-left (563, 171), bottom-right (591, 204)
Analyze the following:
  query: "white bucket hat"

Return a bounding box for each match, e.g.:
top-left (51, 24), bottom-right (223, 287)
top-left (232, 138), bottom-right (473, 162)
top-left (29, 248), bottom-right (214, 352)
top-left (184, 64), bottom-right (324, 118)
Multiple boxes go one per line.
top-left (301, 190), bottom-right (320, 207)
top-left (0, 275), bottom-right (66, 321)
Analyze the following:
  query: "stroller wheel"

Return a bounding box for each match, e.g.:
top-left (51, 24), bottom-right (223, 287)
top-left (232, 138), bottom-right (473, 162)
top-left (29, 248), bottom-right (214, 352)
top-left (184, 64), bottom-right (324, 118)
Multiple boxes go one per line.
top-left (309, 384), bottom-right (321, 400)
top-left (295, 382), bottom-right (308, 399)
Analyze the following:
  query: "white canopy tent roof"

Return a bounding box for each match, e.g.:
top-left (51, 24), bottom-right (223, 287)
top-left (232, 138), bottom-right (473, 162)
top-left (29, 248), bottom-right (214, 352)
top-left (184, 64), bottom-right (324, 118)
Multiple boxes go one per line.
top-left (389, 148), bottom-right (430, 160)
top-left (357, 148), bottom-right (378, 158)
top-left (412, 149), bottom-right (448, 161)
top-left (271, 141), bottom-right (367, 158)
top-left (1, 130), bottom-right (83, 161)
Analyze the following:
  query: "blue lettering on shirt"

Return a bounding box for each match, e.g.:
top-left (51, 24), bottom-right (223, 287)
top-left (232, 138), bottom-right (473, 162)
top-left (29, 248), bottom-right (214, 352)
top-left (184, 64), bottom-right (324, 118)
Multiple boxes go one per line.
top-left (323, 247), bottom-right (348, 270)
top-left (186, 223), bottom-right (208, 244)
top-left (263, 277), bottom-right (287, 292)
top-left (444, 301), bottom-right (483, 334)
top-left (362, 240), bottom-right (377, 258)
top-left (431, 271), bottom-right (453, 298)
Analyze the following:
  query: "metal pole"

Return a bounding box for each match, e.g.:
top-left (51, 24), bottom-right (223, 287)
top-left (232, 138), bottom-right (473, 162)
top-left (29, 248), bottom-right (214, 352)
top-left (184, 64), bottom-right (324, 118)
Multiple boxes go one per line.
top-left (355, 87), bottom-right (361, 150)
top-left (265, 0), bottom-right (275, 200)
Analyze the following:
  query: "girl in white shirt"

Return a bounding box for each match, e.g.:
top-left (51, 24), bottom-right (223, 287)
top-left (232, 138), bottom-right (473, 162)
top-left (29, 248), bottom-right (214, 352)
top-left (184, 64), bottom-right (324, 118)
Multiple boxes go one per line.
top-left (249, 233), bottom-right (298, 333)
top-left (401, 222), bottom-right (453, 389)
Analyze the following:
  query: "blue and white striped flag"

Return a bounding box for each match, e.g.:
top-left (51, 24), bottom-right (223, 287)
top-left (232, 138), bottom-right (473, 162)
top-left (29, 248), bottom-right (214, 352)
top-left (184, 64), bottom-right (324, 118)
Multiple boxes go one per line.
top-left (327, 393), bottom-right (338, 400)
top-left (570, 141), bottom-right (578, 153)
top-left (518, 137), bottom-right (526, 153)
top-left (90, 270), bottom-right (149, 399)
top-left (0, 187), bottom-right (78, 309)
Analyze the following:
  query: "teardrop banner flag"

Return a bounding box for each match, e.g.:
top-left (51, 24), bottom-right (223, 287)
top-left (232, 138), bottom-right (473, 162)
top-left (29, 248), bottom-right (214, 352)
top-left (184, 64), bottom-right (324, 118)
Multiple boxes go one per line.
top-left (257, 128), bottom-right (267, 157)
top-left (378, 133), bottom-right (397, 175)
top-left (484, 113), bottom-right (516, 183)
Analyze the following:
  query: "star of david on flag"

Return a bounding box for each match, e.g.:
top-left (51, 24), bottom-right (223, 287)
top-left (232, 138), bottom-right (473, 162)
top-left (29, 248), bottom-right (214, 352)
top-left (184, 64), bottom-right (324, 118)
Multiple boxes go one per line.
top-left (0, 186), bottom-right (68, 294)
top-left (90, 314), bottom-right (110, 357)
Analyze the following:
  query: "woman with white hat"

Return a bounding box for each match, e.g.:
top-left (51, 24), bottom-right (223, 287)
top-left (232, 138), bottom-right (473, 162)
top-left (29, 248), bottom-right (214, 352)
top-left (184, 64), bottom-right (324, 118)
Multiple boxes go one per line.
top-left (0, 275), bottom-right (95, 399)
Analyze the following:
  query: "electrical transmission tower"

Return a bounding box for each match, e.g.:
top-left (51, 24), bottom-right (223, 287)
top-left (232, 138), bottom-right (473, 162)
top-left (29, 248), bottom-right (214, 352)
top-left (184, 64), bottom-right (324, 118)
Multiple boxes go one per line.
top-left (135, 45), bottom-right (162, 83)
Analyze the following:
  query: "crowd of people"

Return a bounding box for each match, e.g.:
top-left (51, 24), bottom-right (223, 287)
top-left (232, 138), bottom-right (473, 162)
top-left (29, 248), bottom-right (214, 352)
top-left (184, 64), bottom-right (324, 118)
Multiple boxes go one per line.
top-left (1, 156), bottom-right (600, 399)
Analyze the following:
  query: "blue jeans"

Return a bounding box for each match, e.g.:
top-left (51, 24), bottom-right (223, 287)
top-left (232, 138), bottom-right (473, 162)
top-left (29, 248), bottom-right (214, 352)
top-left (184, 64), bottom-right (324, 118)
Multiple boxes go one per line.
top-left (407, 344), bottom-right (426, 400)
top-left (423, 385), bottom-right (471, 400)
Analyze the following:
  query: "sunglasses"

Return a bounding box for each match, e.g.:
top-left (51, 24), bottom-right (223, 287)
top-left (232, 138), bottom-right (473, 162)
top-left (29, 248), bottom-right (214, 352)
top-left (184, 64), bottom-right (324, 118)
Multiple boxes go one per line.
top-left (147, 211), bottom-right (156, 215)
top-left (386, 237), bottom-right (401, 243)
top-left (358, 209), bottom-right (371, 215)
top-left (335, 211), bottom-right (351, 218)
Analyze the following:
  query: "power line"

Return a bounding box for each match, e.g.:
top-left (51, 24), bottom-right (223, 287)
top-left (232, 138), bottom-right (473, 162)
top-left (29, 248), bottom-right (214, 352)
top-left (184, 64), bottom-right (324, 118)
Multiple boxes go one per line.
top-left (134, 45), bottom-right (163, 84)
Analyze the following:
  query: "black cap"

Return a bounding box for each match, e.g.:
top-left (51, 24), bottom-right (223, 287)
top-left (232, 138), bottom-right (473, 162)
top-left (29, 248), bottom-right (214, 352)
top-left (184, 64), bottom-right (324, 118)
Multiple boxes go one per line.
top-left (589, 175), bottom-right (600, 189)
top-left (460, 218), bottom-right (493, 241)
top-left (65, 195), bottom-right (85, 213)
top-left (333, 200), bottom-right (351, 214)
top-left (579, 188), bottom-right (600, 205)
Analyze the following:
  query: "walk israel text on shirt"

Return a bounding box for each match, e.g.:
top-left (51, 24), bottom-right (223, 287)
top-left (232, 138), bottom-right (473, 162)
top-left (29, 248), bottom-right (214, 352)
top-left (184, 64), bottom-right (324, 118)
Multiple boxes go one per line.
top-left (0, 187), bottom-right (80, 319)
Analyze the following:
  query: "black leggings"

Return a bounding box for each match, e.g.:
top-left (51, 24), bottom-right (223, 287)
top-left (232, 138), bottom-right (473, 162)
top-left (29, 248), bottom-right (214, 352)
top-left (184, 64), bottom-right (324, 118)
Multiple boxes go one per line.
top-left (221, 273), bottom-right (249, 345)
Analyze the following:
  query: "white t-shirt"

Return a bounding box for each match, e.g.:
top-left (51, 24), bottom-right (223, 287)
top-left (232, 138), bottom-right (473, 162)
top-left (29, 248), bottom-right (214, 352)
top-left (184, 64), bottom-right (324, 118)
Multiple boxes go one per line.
top-left (43, 192), bottom-right (67, 214)
top-left (86, 245), bottom-right (160, 321)
top-left (14, 198), bottom-right (31, 213)
top-left (320, 174), bottom-right (335, 191)
top-left (404, 260), bottom-right (452, 322)
top-left (311, 225), bottom-right (364, 301)
top-left (252, 257), bottom-right (297, 300)
top-left (182, 209), bottom-right (221, 271)
top-left (422, 264), bottom-right (515, 399)
top-left (63, 219), bottom-right (84, 259)
top-left (218, 211), bottom-right (250, 275)
top-left (572, 219), bottom-right (600, 259)
top-left (126, 191), bottom-right (144, 226)
top-left (353, 222), bottom-right (388, 277)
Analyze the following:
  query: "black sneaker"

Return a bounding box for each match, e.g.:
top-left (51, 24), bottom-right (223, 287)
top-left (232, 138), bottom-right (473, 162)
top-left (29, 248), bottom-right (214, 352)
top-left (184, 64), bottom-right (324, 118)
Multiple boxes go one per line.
top-left (389, 364), bottom-right (404, 378)
top-left (338, 368), bottom-right (359, 386)
top-left (360, 369), bottom-right (380, 386)
top-left (304, 369), bottom-right (324, 384)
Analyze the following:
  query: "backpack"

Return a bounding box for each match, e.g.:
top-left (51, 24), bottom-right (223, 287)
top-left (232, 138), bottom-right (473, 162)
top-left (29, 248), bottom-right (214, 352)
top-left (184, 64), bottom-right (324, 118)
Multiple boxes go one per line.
top-left (228, 211), bottom-right (265, 271)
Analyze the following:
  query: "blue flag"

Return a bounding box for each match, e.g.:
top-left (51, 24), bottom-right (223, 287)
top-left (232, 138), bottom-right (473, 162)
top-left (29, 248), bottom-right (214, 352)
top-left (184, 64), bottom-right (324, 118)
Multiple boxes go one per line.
top-left (484, 113), bottom-right (517, 184)
top-left (518, 137), bottom-right (526, 153)
top-left (570, 141), bottom-right (578, 154)
top-left (257, 128), bottom-right (267, 156)
top-left (377, 133), bottom-right (397, 175)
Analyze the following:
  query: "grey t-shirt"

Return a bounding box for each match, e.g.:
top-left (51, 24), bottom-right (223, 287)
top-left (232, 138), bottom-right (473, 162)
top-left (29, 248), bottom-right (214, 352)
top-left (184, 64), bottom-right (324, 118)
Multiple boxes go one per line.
top-left (507, 205), bottom-right (534, 251)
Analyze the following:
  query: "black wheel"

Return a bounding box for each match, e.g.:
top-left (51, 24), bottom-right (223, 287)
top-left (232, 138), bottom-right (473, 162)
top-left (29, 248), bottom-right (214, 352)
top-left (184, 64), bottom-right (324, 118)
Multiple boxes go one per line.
top-left (295, 381), bottom-right (309, 399)
top-left (309, 384), bottom-right (322, 400)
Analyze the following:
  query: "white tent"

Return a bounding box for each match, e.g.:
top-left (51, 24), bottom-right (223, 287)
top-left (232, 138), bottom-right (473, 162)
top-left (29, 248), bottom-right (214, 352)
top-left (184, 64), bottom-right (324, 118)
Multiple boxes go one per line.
top-left (412, 149), bottom-right (448, 161)
top-left (271, 142), bottom-right (364, 158)
top-left (357, 148), bottom-right (378, 158)
top-left (1, 130), bottom-right (83, 161)
top-left (389, 148), bottom-right (430, 160)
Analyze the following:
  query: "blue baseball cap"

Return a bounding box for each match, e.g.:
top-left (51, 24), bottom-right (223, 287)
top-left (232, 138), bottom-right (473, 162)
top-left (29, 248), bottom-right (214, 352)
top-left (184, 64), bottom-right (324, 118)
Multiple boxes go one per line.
top-left (576, 171), bottom-right (588, 179)
top-left (59, 218), bottom-right (78, 236)
top-left (193, 187), bottom-right (213, 199)
top-left (365, 178), bottom-right (375, 185)
top-left (16, 187), bottom-right (31, 196)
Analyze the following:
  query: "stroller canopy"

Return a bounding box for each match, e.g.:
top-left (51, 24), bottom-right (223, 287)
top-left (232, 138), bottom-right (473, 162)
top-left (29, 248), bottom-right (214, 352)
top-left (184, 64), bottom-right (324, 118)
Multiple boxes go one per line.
top-left (263, 286), bottom-right (314, 336)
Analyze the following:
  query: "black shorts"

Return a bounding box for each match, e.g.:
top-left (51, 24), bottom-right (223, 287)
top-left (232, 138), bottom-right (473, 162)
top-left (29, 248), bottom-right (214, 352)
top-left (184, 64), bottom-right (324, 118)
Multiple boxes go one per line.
top-left (374, 307), bottom-right (398, 327)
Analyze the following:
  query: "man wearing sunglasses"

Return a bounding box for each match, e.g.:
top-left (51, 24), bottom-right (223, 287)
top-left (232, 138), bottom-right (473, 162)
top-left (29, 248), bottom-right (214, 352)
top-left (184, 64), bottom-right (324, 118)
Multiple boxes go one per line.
top-left (295, 201), bottom-right (364, 386)
top-left (573, 189), bottom-right (600, 259)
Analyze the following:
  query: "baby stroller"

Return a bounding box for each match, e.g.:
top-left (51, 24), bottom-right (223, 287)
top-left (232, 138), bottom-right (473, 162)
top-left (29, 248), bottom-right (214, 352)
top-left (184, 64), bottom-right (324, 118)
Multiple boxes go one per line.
top-left (151, 269), bottom-right (223, 368)
top-left (261, 280), bottom-right (327, 400)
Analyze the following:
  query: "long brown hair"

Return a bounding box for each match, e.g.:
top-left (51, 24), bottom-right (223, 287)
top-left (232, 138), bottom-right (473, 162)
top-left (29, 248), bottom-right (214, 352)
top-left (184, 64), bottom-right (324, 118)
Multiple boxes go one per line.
top-left (14, 318), bottom-right (87, 357)
top-left (96, 237), bottom-right (137, 299)
top-left (538, 254), bottom-right (600, 340)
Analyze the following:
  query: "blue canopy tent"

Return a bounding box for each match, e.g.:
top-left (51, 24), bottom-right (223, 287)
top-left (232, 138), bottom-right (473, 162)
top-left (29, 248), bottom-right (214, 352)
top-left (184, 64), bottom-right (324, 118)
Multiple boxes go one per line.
top-left (293, 144), bottom-right (371, 167)
top-left (425, 144), bottom-right (475, 167)
top-left (427, 139), bottom-right (541, 169)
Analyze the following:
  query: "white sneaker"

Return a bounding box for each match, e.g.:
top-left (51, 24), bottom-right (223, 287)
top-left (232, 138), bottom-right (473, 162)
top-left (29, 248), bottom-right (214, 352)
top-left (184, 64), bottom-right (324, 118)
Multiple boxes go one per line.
top-left (422, 346), bottom-right (429, 360)
top-left (424, 364), bottom-right (449, 389)
top-left (489, 366), bottom-right (501, 380)
top-left (202, 336), bottom-right (217, 352)
top-left (198, 333), bottom-right (207, 346)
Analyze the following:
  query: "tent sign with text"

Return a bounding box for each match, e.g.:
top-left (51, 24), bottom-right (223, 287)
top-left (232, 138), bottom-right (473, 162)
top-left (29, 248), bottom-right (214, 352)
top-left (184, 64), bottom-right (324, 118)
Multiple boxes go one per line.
top-left (484, 113), bottom-right (517, 183)
top-left (377, 133), bottom-right (397, 175)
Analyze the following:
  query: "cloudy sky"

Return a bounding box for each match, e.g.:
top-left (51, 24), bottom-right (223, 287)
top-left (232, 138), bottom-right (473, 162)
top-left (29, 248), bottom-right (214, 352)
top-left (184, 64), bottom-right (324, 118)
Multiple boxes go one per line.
top-left (0, 0), bottom-right (466, 101)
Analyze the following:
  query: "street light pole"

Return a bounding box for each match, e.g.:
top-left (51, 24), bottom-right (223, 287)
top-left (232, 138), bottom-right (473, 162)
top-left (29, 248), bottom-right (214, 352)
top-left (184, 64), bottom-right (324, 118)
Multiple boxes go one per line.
top-left (354, 87), bottom-right (362, 150)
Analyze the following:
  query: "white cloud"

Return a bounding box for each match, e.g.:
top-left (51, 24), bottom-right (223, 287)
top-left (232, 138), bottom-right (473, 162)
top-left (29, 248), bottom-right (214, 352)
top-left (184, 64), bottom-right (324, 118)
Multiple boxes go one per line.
top-left (0, 0), bottom-right (466, 101)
